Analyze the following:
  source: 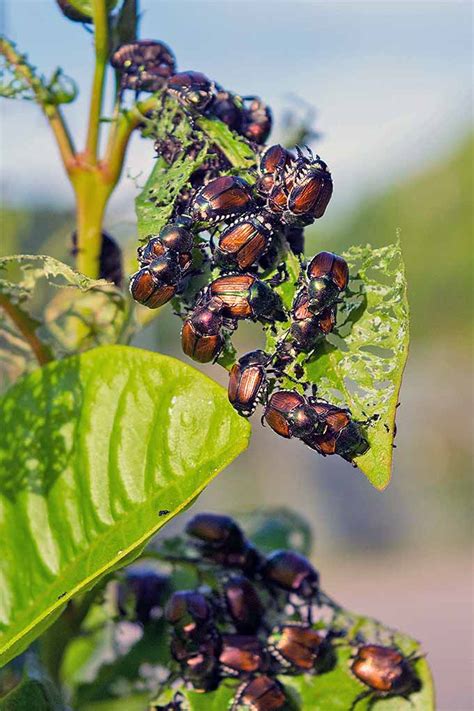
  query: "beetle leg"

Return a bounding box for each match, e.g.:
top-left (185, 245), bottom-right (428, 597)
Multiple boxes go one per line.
top-left (349, 690), bottom-right (372, 711)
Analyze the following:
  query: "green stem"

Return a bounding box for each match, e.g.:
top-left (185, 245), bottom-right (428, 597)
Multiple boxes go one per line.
top-left (71, 168), bottom-right (111, 277)
top-left (85, 0), bottom-right (109, 162)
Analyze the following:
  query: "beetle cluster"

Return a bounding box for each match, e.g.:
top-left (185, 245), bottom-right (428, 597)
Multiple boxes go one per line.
top-left (121, 513), bottom-right (421, 710)
top-left (115, 38), bottom-right (368, 462)
top-left (111, 40), bottom-right (271, 144)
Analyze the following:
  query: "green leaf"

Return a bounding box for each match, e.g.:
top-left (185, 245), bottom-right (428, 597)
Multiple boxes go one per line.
top-left (241, 507), bottom-right (313, 556)
top-left (305, 240), bottom-right (409, 489)
top-left (0, 345), bottom-right (250, 666)
top-left (0, 657), bottom-right (67, 711)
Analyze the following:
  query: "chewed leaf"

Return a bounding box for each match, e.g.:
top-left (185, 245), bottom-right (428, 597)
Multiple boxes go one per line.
top-left (0, 345), bottom-right (250, 665)
top-left (306, 240), bottom-right (409, 488)
top-left (0, 255), bottom-right (131, 383)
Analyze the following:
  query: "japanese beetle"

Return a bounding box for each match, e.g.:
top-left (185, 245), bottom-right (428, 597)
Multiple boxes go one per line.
top-left (306, 251), bottom-right (349, 314)
top-left (242, 97), bottom-right (273, 145)
top-left (233, 675), bottom-right (286, 710)
top-left (228, 350), bottom-right (270, 417)
top-left (219, 635), bottom-right (267, 675)
top-left (190, 175), bottom-right (255, 224)
top-left (212, 87), bottom-right (243, 132)
top-left (186, 512), bottom-right (245, 553)
top-left (214, 213), bottom-right (275, 270)
top-left (129, 255), bottom-right (181, 308)
top-left (181, 296), bottom-right (225, 363)
top-left (224, 576), bottom-right (264, 634)
top-left (262, 550), bottom-right (319, 598)
top-left (351, 644), bottom-right (418, 697)
top-left (139, 224), bottom-right (194, 271)
top-left (304, 400), bottom-right (369, 461)
top-left (286, 288), bottom-right (336, 353)
top-left (263, 390), bottom-right (325, 440)
top-left (284, 226), bottom-right (305, 255)
top-left (258, 144), bottom-right (295, 196)
top-left (171, 634), bottom-right (221, 692)
top-left (207, 543), bottom-right (263, 576)
top-left (209, 273), bottom-right (284, 323)
top-left (167, 71), bottom-right (214, 112)
top-left (165, 590), bottom-right (212, 638)
top-left (117, 568), bottom-right (169, 625)
top-left (288, 307), bottom-right (335, 354)
top-left (285, 156), bottom-right (333, 224)
top-left (269, 625), bottom-right (323, 671)
top-left (111, 40), bottom-right (176, 92)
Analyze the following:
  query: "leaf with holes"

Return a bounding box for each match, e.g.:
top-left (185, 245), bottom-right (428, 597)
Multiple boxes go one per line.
top-left (264, 240), bottom-right (409, 490)
top-left (305, 241), bottom-right (409, 489)
top-left (0, 345), bottom-right (250, 666)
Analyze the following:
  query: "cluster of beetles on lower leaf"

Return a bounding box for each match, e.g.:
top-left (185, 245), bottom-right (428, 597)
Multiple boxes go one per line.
top-left (109, 38), bottom-right (368, 463)
top-left (115, 513), bottom-right (422, 710)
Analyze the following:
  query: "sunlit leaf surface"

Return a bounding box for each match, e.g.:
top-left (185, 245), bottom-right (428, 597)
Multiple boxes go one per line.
top-left (0, 345), bottom-right (250, 665)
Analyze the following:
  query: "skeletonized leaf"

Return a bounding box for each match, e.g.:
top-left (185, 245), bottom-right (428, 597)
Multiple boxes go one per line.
top-left (0, 255), bottom-right (131, 385)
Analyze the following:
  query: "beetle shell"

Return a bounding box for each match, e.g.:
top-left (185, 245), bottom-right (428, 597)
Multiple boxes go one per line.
top-left (242, 97), bottom-right (272, 145)
top-left (167, 70), bottom-right (214, 111)
top-left (138, 236), bottom-right (166, 265)
top-left (264, 390), bottom-right (324, 440)
top-left (224, 576), bottom-right (264, 633)
top-left (272, 625), bottom-right (323, 670)
top-left (262, 550), bottom-right (319, 598)
top-left (307, 251), bottom-right (349, 291)
top-left (212, 88), bottom-right (243, 131)
top-left (351, 645), bottom-right (414, 694)
top-left (258, 144), bottom-right (295, 195)
top-left (205, 542), bottom-right (263, 576)
top-left (165, 590), bottom-right (212, 635)
top-left (185, 513), bottom-right (245, 552)
top-left (159, 223), bottom-right (194, 253)
top-left (215, 214), bottom-right (274, 270)
top-left (117, 568), bottom-right (169, 625)
top-left (304, 401), bottom-right (368, 460)
top-left (220, 635), bottom-right (267, 674)
top-left (285, 226), bottom-right (305, 255)
top-left (111, 40), bottom-right (176, 92)
top-left (209, 274), bottom-right (254, 320)
top-left (190, 175), bottom-right (254, 224)
top-left (287, 167), bottom-right (333, 221)
top-left (228, 350), bottom-right (269, 417)
top-left (172, 634), bottom-right (221, 692)
top-left (236, 675), bottom-right (286, 710)
top-left (129, 256), bottom-right (180, 308)
top-left (181, 318), bottom-right (223, 363)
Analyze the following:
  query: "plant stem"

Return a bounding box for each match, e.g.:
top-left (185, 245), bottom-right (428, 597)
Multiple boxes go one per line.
top-left (71, 168), bottom-right (111, 277)
top-left (85, 0), bottom-right (109, 162)
top-left (0, 38), bottom-right (76, 172)
top-left (0, 295), bottom-right (53, 366)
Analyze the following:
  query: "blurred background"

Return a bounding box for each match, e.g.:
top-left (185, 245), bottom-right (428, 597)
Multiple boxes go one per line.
top-left (1, 1), bottom-right (472, 708)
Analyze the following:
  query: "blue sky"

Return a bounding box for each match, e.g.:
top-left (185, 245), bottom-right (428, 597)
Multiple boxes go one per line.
top-left (1, 1), bottom-right (471, 224)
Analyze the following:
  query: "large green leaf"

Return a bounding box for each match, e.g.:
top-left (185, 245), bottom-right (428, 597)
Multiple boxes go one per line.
top-left (0, 345), bottom-right (250, 666)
